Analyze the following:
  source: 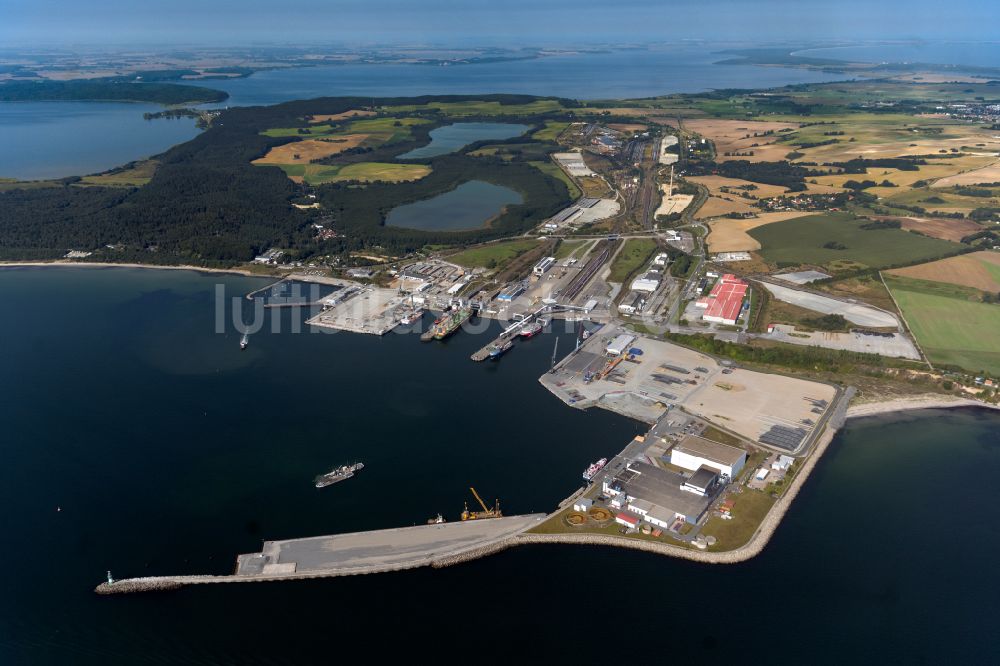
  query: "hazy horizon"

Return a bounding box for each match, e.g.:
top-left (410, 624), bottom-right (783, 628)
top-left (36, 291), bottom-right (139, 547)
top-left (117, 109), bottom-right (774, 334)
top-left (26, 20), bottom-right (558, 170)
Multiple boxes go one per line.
top-left (1, 0), bottom-right (997, 47)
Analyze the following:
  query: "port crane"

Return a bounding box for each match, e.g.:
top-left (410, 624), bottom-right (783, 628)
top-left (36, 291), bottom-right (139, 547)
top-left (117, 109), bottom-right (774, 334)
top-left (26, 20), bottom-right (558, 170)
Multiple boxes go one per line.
top-left (461, 486), bottom-right (502, 521)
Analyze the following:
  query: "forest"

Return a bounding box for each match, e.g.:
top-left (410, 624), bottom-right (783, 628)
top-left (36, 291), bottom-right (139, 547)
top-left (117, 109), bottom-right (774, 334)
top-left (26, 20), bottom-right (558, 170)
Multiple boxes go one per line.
top-left (0, 93), bottom-right (574, 265)
top-left (0, 80), bottom-right (228, 104)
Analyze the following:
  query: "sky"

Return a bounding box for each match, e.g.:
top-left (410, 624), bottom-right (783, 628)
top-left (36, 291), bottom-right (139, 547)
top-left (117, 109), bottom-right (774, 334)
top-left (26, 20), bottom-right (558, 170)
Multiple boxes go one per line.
top-left (0, 0), bottom-right (996, 47)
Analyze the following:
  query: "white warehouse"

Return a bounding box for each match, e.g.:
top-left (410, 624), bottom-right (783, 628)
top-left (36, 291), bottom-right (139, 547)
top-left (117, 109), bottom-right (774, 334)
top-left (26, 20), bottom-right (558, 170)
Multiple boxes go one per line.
top-left (533, 256), bottom-right (556, 276)
top-left (669, 435), bottom-right (747, 480)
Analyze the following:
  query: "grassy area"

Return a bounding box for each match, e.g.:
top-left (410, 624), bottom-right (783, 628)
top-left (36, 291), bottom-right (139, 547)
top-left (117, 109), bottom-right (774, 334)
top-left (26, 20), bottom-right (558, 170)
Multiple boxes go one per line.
top-left (578, 176), bottom-right (612, 198)
top-left (749, 212), bottom-right (961, 270)
top-left (700, 425), bottom-right (748, 448)
top-left (607, 238), bottom-right (658, 283)
top-left (447, 239), bottom-right (541, 269)
top-left (532, 121), bottom-right (570, 142)
top-left (78, 160), bottom-right (158, 187)
top-left (702, 489), bottom-right (776, 551)
top-left (528, 506), bottom-right (691, 547)
top-left (261, 117), bottom-right (431, 145)
top-left (553, 239), bottom-right (588, 260)
top-left (885, 274), bottom-right (1000, 374)
top-left (529, 161), bottom-right (581, 200)
top-left (814, 273), bottom-right (899, 313)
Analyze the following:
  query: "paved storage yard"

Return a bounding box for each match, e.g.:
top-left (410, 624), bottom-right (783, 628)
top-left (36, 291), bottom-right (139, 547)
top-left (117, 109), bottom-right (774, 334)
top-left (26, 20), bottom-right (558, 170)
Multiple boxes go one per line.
top-left (542, 329), bottom-right (837, 450)
top-left (236, 515), bottom-right (546, 577)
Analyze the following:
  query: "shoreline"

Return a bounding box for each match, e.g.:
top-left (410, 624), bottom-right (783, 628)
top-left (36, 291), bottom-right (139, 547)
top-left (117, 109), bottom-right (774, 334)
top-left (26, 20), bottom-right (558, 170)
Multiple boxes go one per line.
top-left (94, 394), bottom-right (998, 593)
top-left (0, 260), bottom-right (268, 278)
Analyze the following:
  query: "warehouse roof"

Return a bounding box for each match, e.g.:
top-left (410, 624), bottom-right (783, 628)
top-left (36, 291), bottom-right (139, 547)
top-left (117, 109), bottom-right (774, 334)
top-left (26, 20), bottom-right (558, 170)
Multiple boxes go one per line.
top-left (674, 435), bottom-right (747, 467)
top-left (622, 462), bottom-right (713, 521)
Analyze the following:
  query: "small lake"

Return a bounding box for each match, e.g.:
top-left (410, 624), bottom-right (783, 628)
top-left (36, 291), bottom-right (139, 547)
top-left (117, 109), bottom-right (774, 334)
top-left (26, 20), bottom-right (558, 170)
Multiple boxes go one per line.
top-left (384, 180), bottom-right (522, 231)
top-left (397, 122), bottom-right (530, 159)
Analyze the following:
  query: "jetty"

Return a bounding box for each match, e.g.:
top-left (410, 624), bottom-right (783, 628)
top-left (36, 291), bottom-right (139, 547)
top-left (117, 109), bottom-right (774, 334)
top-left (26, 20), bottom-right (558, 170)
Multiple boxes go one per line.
top-left (470, 306), bottom-right (548, 361)
top-left (96, 514), bottom-right (545, 594)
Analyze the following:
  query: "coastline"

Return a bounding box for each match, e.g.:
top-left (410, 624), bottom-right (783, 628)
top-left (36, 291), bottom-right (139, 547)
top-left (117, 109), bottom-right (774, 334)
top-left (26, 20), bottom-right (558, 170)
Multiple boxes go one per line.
top-left (0, 260), bottom-right (266, 278)
top-left (845, 394), bottom-right (1000, 419)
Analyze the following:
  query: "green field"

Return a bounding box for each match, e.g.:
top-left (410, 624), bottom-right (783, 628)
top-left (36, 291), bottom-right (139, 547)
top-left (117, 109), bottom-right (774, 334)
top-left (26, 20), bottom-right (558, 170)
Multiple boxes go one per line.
top-left (553, 239), bottom-right (588, 260)
top-left (262, 117), bottom-right (431, 145)
top-left (529, 161), bottom-right (581, 199)
top-left (886, 274), bottom-right (1000, 374)
top-left (749, 212), bottom-right (961, 270)
top-left (448, 239), bottom-right (540, 268)
top-left (532, 121), bottom-right (570, 142)
top-left (607, 238), bottom-right (658, 283)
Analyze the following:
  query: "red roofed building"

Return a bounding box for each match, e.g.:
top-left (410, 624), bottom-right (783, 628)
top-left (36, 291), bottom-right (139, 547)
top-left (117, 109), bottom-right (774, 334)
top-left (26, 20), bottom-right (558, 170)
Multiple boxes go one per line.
top-left (696, 274), bottom-right (749, 325)
top-left (615, 512), bottom-right (640, 527)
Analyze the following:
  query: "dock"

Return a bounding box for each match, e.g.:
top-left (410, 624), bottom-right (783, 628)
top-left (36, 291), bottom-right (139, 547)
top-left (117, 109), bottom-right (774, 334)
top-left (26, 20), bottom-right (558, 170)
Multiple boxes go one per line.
top-left (470, 307), bottom-right (547, 361)
top-left (96, 514), bottom-right (546, 594)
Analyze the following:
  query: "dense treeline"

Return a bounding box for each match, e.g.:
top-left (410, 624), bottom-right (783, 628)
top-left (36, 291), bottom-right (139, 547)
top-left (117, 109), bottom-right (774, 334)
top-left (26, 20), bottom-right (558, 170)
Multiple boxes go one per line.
top-left (0, 93), bottom-right (574, 263)
top-left (686, 159), bottom-right (809, 191)
top-left (0, 80), bottom-right (228, 104)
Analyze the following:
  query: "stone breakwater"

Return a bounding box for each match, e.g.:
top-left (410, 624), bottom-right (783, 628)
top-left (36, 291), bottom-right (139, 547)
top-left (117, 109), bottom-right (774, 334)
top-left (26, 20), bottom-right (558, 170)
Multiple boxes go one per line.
top-left (95, 577), bottom-right (192, 594)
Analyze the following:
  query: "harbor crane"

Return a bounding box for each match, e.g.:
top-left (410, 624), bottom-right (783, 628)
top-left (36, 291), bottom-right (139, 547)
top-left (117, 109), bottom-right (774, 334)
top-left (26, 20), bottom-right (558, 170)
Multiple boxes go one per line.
top-left (461, 487), bottom-right (502, 521)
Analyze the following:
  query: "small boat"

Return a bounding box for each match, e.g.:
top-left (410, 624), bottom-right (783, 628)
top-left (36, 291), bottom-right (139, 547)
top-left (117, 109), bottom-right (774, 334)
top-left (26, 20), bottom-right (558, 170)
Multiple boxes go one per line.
top-left (582, 457), bottom-right (608, 482)
top-left (489, 340), bottom-right (513, 360)
top-left (240, 333), bottom-right (249, 350)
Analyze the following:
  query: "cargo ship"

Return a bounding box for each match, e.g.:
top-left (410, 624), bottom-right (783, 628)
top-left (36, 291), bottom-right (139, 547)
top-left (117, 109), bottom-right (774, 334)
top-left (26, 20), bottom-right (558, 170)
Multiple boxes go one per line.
top-left (314, 462), bottom-right (364, 488)
top-left (519, 320), bottom-right (544, 339)
top-left (582, 458), bottom-right (608, 482)
top-left (421, 305), bottom-right (472, 341)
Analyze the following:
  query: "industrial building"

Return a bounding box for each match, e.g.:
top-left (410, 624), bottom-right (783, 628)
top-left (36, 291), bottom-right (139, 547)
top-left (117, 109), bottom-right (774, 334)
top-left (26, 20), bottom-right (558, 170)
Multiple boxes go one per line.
top-left (617, 291), bottom-right (647, 315)
top-left (533, 257), bottom-right (556, 276)
top-left (497, 282), bottom-right (527, 302)
top-left (669, 435), bottom-right (747, 480)
top-left (602, 461), bottom-right (717, 528)
top-left (631, 270), bottom-right (662, 293)
top-left (696, 274), bottom-right (749, 326)
top-left (606, 334), bottom-right (637, 356)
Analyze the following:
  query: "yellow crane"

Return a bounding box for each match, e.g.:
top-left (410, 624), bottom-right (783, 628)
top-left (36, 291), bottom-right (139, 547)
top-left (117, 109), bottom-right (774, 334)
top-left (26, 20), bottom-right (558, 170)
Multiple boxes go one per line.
top-left (461, 486), bottom-right (502, 521)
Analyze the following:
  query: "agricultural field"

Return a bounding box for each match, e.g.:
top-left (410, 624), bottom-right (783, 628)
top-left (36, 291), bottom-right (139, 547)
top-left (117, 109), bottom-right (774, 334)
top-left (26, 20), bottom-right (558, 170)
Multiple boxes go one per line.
top-left (607, 238), bottom-right (658, 283)
top-left (253, 136), bottom-right (368, 165)
top-left (688, 175), bottom-right (788, 220)
top-left (814, 274), bottom-right (901, 314)
top-left (447, 238), bottom-right (540, 269)
top-left (932, 161), bottom-right (1000, 188)
top-left (885, 274), bottom-right (1000, 374)
top-left (277, 162), bottom-right (431, 185)
top-left (531, 121), bottom-right (570, 142)
top-left (888, 251), bottom-right (1000, 294)
top-left (307, 109), bottom-right (376, 123)
top-left (78, 160), bottom-right (158, 187)
top-left (874, 216), bottom-right (983, 242)
top-left (881, 184), bottom-right (1000, 216)
top-left (682, 118), bottom-right (801, 162)
top-left (705, 211), bottom-right (812, 252)
top-left (749, 211), bottom-right (961, 270)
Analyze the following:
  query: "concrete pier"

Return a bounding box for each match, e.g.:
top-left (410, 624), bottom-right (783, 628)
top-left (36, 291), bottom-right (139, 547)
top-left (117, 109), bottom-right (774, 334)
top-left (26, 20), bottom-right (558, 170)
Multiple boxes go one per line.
top-left (95, 514), bottom-right (546, 594)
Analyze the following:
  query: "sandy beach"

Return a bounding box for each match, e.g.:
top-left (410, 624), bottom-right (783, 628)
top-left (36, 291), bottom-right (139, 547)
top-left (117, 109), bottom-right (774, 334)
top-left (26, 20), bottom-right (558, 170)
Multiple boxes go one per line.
top-left (846, 394), bottom-right (999, 419)
top-left (0, 260), bottom-right (268, 278)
